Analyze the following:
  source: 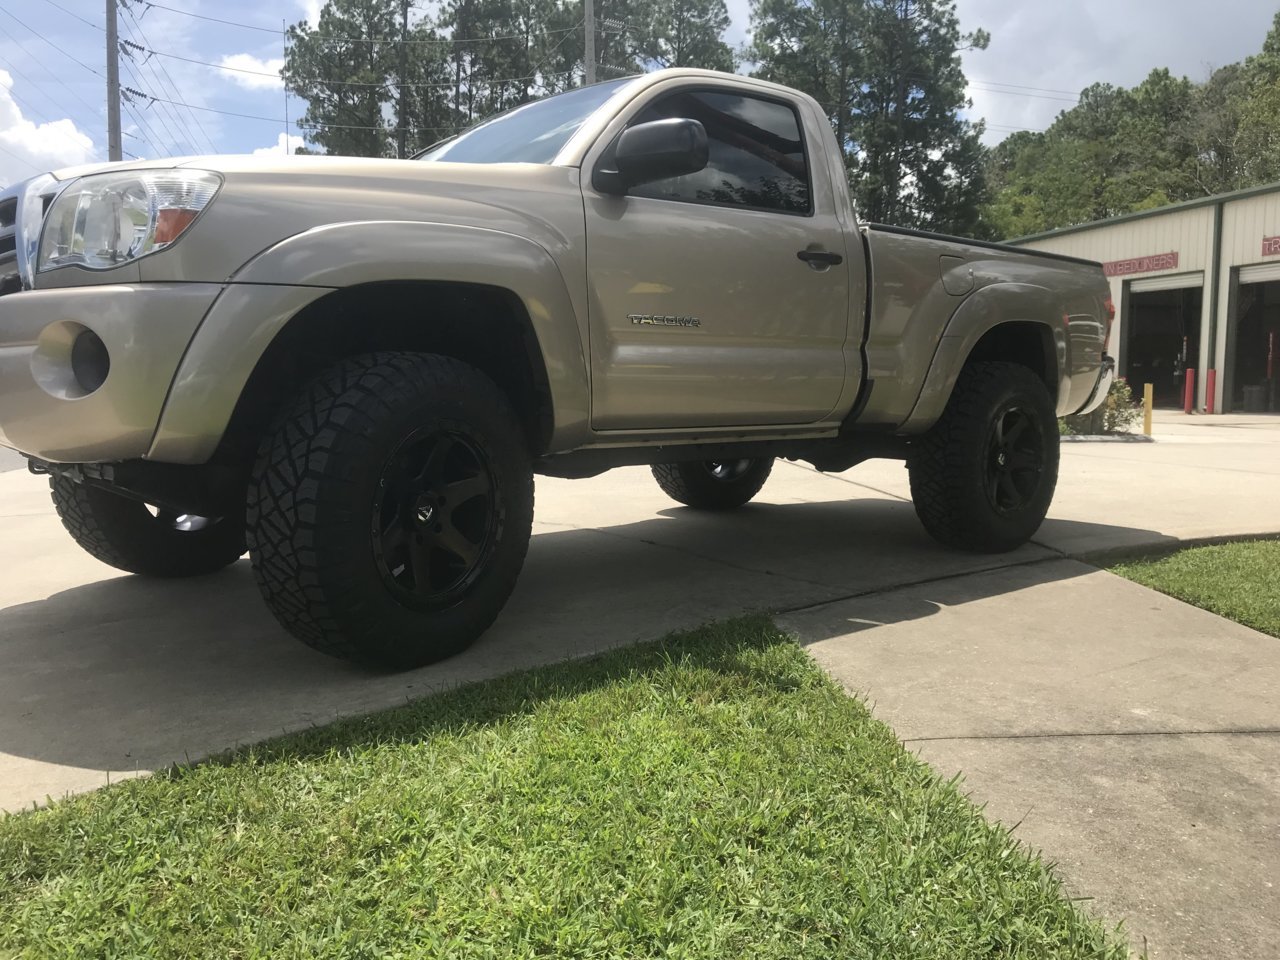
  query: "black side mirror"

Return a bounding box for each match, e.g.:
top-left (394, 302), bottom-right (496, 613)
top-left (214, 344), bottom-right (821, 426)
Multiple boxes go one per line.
top-left (593, 118), bottom-right (709, 195)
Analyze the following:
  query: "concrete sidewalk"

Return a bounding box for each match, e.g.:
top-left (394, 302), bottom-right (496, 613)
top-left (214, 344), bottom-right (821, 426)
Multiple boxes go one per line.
top-left (782, 561), bottom-right (1280, 960)
top-left (1, 412), bottom-right (1278, 956)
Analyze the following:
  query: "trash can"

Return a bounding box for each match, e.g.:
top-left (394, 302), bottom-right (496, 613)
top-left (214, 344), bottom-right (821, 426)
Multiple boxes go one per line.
top-left (1242, 384), bottom-right (1267, 412)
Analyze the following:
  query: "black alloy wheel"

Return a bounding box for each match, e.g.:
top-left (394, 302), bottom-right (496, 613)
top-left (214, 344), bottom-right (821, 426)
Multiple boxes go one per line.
top-left (704, 460), bottom-right (754, 482)
top-left (373, 430), bottom-right (499, 609)
top-left (984, 405), bottom-right (1045, 514)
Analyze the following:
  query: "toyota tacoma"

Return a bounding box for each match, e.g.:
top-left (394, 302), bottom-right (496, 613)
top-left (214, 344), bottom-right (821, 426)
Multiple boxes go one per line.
top-left (0, 69), bottom-right (1115, 668)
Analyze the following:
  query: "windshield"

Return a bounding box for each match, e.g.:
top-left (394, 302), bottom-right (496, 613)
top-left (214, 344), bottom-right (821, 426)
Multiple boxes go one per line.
top-left (418, 78), bottom-right (637, 164)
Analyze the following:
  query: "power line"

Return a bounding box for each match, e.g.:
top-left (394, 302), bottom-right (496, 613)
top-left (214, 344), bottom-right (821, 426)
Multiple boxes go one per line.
top-left (140, 45), bottom-right (574, 91)
top-left (0, 75), bottom-right (99, 154)
top-left (119, 1), bottom-right (219, 153)
top-left (0, 139), bottom-right (44, 180)
top-left (137, 93), bottom-right (393, 132)
top-left (967, 83), bottom-right (1079, 105)
top-left (0, 7), bottom-right (104, 78)
top-left (968, 77), bottom-right (1083, 98)
top-left (0, 28), bottom-right (104, 157)
top-left (38, 0), bottom-right (105, 31)
top-left (0, 43), bottom-right (100, 130)
top-left (135, 0), bottom-right (280, 33)
top-left (113, 33), bottom-right (184, 154)
top-left (133, 1), bottom-right (578, 46)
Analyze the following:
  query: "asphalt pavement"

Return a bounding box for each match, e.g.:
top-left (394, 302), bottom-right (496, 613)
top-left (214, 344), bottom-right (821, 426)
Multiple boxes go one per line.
top-left (2, 410), bottom-right (1278, 958)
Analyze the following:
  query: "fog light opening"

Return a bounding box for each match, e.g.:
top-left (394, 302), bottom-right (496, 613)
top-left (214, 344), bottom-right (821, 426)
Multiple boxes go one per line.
top-left (70, 329), bottom-right (110, 394)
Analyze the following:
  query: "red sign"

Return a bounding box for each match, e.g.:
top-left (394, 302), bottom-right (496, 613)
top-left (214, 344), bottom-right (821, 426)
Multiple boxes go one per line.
top-left (1102, 251), bottom-right (1179, 278)
top-left (1262, 236), bottom-right (1280, 257)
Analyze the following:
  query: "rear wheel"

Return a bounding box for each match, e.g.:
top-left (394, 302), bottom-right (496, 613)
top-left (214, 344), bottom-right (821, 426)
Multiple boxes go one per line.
top-left (908, 361), bottom-right (1059, 553)
top-left (651, 458), bottom-right (774, 510)
top-left (246, 352), bottom-right (533, 669)
top-left (50, 477), bottom-right (244, 577)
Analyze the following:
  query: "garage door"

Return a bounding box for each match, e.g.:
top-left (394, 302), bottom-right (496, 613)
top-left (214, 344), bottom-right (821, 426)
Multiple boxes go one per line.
top-left (1129, 271), bottom-right (1204, 293)
top-left (1238, 262), bottom-right (1280, 285)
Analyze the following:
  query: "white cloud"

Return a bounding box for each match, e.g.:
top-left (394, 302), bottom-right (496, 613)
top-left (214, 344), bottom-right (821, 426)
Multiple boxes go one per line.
top-left (219, 53), bottom-right (285, 91)
top-left (251, 132), bottom-right (305, 157)
top-left (297, 0), bottom-right (324, 26)
top-left (0, 71), bottom-right (94, 188)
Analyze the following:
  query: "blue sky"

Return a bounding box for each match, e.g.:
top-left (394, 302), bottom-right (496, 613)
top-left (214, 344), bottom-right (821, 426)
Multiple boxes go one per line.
top-left (0, 0), bottom-right (1275, 186)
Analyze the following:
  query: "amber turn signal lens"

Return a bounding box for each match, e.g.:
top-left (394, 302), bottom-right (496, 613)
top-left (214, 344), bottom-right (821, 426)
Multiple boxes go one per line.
top-left (154, 208), bottom-right (200, 246)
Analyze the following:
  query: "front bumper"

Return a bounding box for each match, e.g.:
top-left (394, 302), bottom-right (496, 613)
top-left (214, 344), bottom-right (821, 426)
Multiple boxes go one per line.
top-left (1075, 354), bottom-right (1116, 417)
top-left (0, 283), bottom-right (220, 462)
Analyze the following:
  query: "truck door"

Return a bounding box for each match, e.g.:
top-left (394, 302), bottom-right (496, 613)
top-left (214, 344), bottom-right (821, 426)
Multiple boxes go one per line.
top-left (581, 84), bottom-right (854, 430)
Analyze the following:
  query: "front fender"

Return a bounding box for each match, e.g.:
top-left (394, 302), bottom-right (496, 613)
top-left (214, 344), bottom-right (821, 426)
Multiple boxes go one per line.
top-left (897, 282), bottom-right (1066, 433)
top-left (147, 220), bottom-right (590, 464)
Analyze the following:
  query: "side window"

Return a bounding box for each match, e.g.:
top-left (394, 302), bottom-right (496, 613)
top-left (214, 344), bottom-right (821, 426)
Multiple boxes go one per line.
top-left (627, 90), bottom-right (811, 215)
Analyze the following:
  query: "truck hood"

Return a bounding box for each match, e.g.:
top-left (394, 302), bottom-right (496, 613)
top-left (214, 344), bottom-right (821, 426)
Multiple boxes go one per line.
top-left (52, 152), bottom-right (564, 191)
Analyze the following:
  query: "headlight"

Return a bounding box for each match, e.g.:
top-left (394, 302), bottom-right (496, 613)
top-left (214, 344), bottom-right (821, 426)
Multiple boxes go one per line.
top-left (37, 170), bottom-right (221, 274)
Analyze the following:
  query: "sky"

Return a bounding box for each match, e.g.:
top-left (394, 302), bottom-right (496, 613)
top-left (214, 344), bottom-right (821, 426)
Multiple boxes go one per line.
top-left (0, 0), bottom-right (1276, 187)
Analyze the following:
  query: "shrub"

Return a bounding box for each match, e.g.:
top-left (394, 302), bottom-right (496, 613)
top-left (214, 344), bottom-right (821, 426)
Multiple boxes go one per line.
top-left (1062, 377), bottom-right (1141, 435)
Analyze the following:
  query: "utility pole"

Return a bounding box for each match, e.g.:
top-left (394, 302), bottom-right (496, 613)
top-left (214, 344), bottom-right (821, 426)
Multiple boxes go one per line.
top-left (106, 0), bottom-right (122, 161)
top-left (396, 0), bottom-right (409, 157)
top-left (584, 0), bottom-right (595, 84)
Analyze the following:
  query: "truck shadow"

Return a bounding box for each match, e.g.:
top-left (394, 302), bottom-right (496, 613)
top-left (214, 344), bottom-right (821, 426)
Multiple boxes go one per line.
top-left (0, 496), bottom-right (1176, 793)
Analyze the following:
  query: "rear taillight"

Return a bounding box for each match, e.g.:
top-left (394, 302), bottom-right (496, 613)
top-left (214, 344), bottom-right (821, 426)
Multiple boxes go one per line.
top-left (1103, 296), bottom-right (1116, 349)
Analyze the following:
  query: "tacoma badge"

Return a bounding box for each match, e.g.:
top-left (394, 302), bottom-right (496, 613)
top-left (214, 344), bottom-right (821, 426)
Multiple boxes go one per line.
top-left (628, 313), bottom-right (701, 327)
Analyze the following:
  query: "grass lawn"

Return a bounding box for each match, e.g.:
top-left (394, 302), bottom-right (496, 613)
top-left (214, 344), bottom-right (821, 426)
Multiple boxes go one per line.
top-left (1110, 539), bottom-right (1280, 639)
top-left (0, 618), bottom-right (1127, 959)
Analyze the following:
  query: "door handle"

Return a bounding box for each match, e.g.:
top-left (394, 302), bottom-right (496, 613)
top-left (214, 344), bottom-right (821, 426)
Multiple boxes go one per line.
top-left (796, 249), bottom-right (843, 267)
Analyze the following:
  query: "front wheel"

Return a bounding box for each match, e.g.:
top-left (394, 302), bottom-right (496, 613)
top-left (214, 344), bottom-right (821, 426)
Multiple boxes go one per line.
top-left (246, 352), bottom-right (534, 669)
top-left (49, 477), bottom-right (245, 577)
top-left (651, 458), bottom-right (774, 510)
top-left (908, 361), bottom-right (1059, 553)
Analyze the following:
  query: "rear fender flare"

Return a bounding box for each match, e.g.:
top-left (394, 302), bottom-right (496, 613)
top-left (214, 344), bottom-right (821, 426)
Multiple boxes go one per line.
top-left (898, 282), bottom-right (1065, 433)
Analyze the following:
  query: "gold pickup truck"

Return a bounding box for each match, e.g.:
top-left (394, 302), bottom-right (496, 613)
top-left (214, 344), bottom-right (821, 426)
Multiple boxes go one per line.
top-left (0, 69), bottom-right (1113, 668)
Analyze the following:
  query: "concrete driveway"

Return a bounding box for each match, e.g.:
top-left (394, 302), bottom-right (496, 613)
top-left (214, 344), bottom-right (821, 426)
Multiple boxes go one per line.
top-left (2, 412), bottom-right (1278, 956)
top-left (1, 412), bottom-right (1276, 812)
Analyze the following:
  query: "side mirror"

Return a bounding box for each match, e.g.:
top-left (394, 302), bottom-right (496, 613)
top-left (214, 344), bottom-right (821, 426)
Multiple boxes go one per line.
top-left (593, 118), bottom-right (709, 195)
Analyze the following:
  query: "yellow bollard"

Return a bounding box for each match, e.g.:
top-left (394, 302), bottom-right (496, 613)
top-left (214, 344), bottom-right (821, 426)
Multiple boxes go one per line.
top-left (1143, 382), bottom-right (1153, 436)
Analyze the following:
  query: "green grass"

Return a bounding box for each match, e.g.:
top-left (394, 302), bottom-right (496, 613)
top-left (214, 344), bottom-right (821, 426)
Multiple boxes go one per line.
top-left (0, 618), bottom-right (1126, 959)
top-left (1110, 539), bottom-right (1280, 639)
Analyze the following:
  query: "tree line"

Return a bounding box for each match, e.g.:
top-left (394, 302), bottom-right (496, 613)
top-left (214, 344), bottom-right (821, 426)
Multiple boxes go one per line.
top-left (987, 16), bottom-right (1280, 238)
top-left (284, 0), bottom-right (1280, 240)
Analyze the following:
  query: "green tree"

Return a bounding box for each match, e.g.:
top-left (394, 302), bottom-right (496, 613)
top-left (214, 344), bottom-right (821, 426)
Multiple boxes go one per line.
top-left (749, 0), bottom-right (864, 155)
top-left (284, 0), bottom-right (400, 157)
top-left (1182, 63), bottom-right (1250, 195)
top-left (751, 0), bottom-right (989, 235)
top-left (983, 14), bottom-right (1280, 238)
top-left (849, 0), bottom-right (989, 233)
top-left (1236, 12), bottom-right (1280, 184)
top-left (638, 0), bottom-right (736, 71)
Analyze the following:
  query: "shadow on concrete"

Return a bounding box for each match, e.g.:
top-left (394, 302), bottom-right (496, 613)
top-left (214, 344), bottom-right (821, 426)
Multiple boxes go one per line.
top-left (0, 497), bottom-right (1176, 779)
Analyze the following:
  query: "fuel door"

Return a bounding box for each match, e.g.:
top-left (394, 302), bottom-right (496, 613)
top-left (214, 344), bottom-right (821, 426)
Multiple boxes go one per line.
top-left (940, 255), bottom-right (974, 296)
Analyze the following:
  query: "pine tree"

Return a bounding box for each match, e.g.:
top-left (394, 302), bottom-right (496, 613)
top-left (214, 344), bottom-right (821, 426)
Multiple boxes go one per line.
top-left (640, 0), bottom-right (736, 71)
top-left (749, 0), bottom-right (863, 154)
top-left (750, 0), bottom-right (989, 234)
top-left (848, 0), bottom-right (988, 232)
top-left (284, 0), bottom-right (401, 157)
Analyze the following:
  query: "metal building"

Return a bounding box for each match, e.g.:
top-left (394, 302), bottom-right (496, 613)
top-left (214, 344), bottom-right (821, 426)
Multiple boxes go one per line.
top-left (1011, 183), bottom-right (1280, 413)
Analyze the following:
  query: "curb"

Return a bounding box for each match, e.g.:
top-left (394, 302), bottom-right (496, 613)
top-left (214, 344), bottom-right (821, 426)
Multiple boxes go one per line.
top-left (1070, 530), bottom-right (1280, 565)
top-left (1060, 434), bottom-right (1155, 443)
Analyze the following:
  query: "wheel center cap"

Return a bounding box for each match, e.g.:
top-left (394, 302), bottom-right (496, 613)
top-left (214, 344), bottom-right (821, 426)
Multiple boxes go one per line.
top-left (415, 500), bottom-right (436, 525)
top-left (996, 451), bottom-right (1008, 467)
